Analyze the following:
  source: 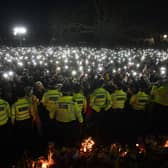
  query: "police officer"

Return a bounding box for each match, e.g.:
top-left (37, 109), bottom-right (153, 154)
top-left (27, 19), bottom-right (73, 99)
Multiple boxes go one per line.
top-left (89, 79), bottom-right (112, 144)
top-left (111, 83), bottom-right (127, 112)
top-left (150, 80), bottom-right (168, 134)
top-left (41, 82), bottom-right (63, 142)
top-left (0, 88), bottom-right (11, 167)
top-left (129, 85), bottom-right (149, 138)
top-left (11, 87), bottom-right (34, 159)
top-left (53, 82), bottom-right (83, 147)
top-left (110, 83), bottom-right (127, 142)
top-left (42, 82), bottom-right (62, 119)
top-left (73, 82), bottom-right (87, 119)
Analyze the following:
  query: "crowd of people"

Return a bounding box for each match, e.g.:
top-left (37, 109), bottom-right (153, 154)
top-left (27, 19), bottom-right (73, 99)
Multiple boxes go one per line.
top-left (0, 46), bottom-right (168, 167)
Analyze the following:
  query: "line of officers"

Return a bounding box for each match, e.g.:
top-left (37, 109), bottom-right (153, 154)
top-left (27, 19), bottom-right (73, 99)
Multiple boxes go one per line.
top-left (0, 79), bottom-right (168, 151)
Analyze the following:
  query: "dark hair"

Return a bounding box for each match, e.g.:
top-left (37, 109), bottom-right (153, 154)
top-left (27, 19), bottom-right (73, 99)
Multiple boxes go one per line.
top-left (15, 87), bottom-right (25, 98)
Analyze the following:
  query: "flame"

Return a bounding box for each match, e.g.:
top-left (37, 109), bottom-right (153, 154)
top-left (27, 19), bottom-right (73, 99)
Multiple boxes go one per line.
top-left (41, 161), bottom-right (48, 168)
top-left (164, 140), bottom-right (168, 148)
top-left (80, 137), bottom-right (95, 153)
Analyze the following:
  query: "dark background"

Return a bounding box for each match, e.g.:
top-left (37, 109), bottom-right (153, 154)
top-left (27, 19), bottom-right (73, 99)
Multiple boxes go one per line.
top-left (0, 0), bottom-right (167, 46)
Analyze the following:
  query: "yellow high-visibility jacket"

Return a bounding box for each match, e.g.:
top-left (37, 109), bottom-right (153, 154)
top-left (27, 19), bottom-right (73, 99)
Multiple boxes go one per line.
top-left (130, 91), bottom-right (149, 111)
top-left (111, 89), bottom-right (127, 109)
top-left (54, 96), bottom-right (83, 123)
top-left (42, 89), bottom-right (62, 119)
top-left (90, 88), bottom-right (112, 112)
top-left (0, 99), bottom-right (10, 126)
top-left (73, 93), bottom-right (87, 113)
top-left (11, 98), bottom-right (32, 125)
top-left (151, 85), bottom-right (168, 106)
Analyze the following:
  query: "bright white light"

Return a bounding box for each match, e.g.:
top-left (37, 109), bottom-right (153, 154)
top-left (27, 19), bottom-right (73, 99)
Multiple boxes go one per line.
top-left (79, 66), bottom-right (83, 72)
top-left (33, 61), bottom-right (37, 66)
top-left (163, 34), bottom-right (168, 39)
top-left (37, 55), bottom-right (42, 60)
top-left (141, 56), bottom-right (145, 61)
top-left (56, 67), bottom-right (61, 71)
top-left (72, 70), bottom-right (77, 76)
top-left (85, 59), bottom-right (89, 65)
top-left (113, 69), bottom-right (116, 73)
top-left (13, 26), bottom-right (27, 36)
top-left (136, 63), bottom-right (140, 68)
top-left (3, 73), bottom-right (8, 79)
top-left (65, 65), bottom-right (69, 70)
top-left (8, 71), bottom-right (14, 76)
top-left (98, 66), bottom-right (103, 71)
top-left (84, 73), bottom-right (88, 77)
top-left (124, 66), bottom-right (127, 70)
top-left (160, 66), bottom-right (166, 75)
top-left (132, 71), bottom-right (137, 76)
top-left (18, 62), bottom-right (23, 67)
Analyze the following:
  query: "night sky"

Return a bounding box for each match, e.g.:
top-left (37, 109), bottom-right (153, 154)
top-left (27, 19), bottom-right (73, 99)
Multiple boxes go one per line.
top-left (0, 0), bottom-right (167, 45)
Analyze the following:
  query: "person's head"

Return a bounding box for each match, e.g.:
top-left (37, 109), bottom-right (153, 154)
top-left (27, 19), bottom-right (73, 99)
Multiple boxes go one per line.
top-left (16, 87), bottom-right (25, 98)
top-left (61, 83), bottom-right (71, 96)
top-left (48, 80), bottom-right (56, 89)
top-left (35, 81), bottom-right (45, 91)
top-left (24, 86), bottom-right (33, 97)
top-left (95, 78), bottom-right (104, 88)
top-left (73, 82), bottom-right (81, 93)
top-left (55, 83), bottom-right (63, 91)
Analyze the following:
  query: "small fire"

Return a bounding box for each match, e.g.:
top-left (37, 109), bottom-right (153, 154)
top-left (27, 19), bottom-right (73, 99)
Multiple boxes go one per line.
top-left (80, 137), bottom-right (95, 153)
top-left (41, 161), bottom-right (48, 168)
top-left (164, 140), bottom-right (168, 148)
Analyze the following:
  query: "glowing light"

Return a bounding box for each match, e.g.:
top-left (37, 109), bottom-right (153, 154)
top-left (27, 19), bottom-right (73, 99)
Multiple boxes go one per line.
top-left (136, 63), bottom-right (140, 68)
top-left (65, 65), bottom-right (69, 70)
top-left (72, 70), bottom-right (77, 76)
top-left (124, 66), bottom-right (127, 70)
top-left (41, 162), bottom-right (48, 168)
top-left (163, 34), bottom-right (168, 39)
top-left (98, 66), bottom-right (103, 71)
top-left (141, 56), bottom-right (145, 61)
top-left (113, 69), bottom-right (116, 73)
top-left (132, 71), bottom-right (137, 76)
top-left (64, 59), bottom-right (68, 63)
top-left (37, 55), bottom-right (42, 60)
top-left (164, 140), bottom-right (168, 148)
top-left (56, 67), bottom-right (61, 71)
top-left (79, 66), bottom-right (83, 72)
top-left (85, 59), bottom-right (89, 65)
top-left (80, 137), bottom-right (95, 153)
top-left (8, 71), bottom-right (14, 76)
top-left (3, 73), bottom-right (8, 79)
top-left (13, 26), bottom-right (27, 36)
top-left (18, 62), bottom-right (23, 67)
top-left (160, 66), bottom-right (166, 76)
top-left (136, 143), bottom-right (139, 147)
